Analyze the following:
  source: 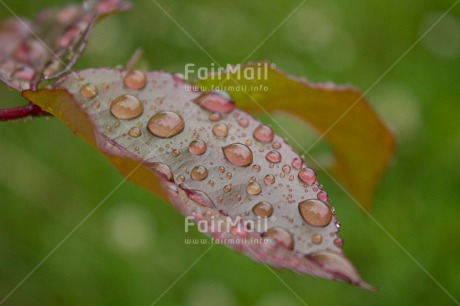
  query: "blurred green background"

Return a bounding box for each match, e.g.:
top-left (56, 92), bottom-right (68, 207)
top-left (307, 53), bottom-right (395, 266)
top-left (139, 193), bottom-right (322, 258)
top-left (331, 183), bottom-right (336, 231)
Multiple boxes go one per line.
top-left (1, 0), bottom-right (460, 305)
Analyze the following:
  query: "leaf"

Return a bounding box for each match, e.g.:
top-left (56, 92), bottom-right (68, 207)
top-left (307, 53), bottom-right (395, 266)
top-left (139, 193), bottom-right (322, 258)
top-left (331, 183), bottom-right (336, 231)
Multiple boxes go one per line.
top-left (197, 64), bottom-right (396, 210)
top-left (0, 0), bottom-right (131, 91)
top-left (23, 68), bottom-right (376, 290)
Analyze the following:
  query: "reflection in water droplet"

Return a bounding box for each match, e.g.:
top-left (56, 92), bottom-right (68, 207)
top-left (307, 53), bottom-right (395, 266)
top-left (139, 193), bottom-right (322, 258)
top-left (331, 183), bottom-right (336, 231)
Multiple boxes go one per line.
top-left (147, 111), bottom-right (185, 138)
top-left (150, 162), bottom-right (173, 182)
top-left (252, 164), bottom-right (261, 172)
top-left (224, 185), bottom-right (232, 193)
top-left (264, 227), bottom-right (294, 250)
top-left (222, 143), bottom-right (253, 167)
top-left (312, 233), bottom-right (323, 244)
top-left (110, 95), bottom-right (144, 120)
top-left (282, 165), bottom-right (291, 173)
top-left (238, 117), bottom-right (249, 127)
top-left (253, 125), bottom-right (274, 143)
top-left (298, 199), bottom-right (332, 227)
top-left (318, 191), bottom-right (328, 202)
top-left (191, 165), bottom-right (208, 181)
top-left (272, 141), bottom-right (281, 149)
top-left (212, 123), bottom-right (229, 137)
top-left (129, 126), bottom-right (142, 138)
top-left (80, 83), bottom-right (98, 99)
top-left (246, 182), bottom-right (262, 195)
top-left (298, 168), bottom-right (317, 185)
top-left (266, 150), bottom-right (282, 163)
top-left (253, 202), bottom-right (274, 217)
top-left (292, 157), bottom-right (303, 169)
top-left (264, 174), bottom-right (275, 185)
top-left (193, 90), bottom-right (235, 113)
top-left (189, 140), bottom-right (207, 155)
top-left (124, 70), bottom-right (147, 90)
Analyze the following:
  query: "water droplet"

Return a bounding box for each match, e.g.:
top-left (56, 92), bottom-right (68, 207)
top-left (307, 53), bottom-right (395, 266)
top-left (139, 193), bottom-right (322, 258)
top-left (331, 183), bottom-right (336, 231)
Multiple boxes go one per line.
top-left (245, 139), bottom-right (252, 146)
top-left (291, 157), bottom-right (303, 169)
top-left (246, 182), bottom-right (262, 195)
top-left (264, 227), bottom-right (294, 250)
top-left (150, 162), bottom-right (173, 182)
top-left (124, 70), bottom-right (147, 90)
top-left (253, 125), bottom-right (274, 143)
top-left (171, 149), bottom-right (181, 157)
top-left (191, 165), bottom-right (208, 181)
top-left (298, 199), bottom-right (332, 227)
top-left (80, 83), bottom-right (98, 99)
top-left (272, 141), bottom-right (281, 149)
top-left (312, 233), bottom-right (323, 244)
top-left (222, 143), bottom-right (253, 167)
top-left (177, 175), bottom-right (185, 182)
top-left (188, 140), bottom-right (207, 155)
top-left (217, 197), bottom-right (223, 203)
top-left (193, 90), bottom-right (235, 113)
top-left (266, 150), bottom-right (281, 163)
top-left (209, 112), bottom-right (222, 121)
top-left (298, 168), bottom-right (317, 185)
top-left (129, 126), bottom-right (142, 138)
top-left (253, 202), bottom-right (274, 217)
top-left (282, 164), bottom-right (291, 173)
top-left (226, 172), bottom-right (232, 179)
top-left (208, 180), bottom-right (214, 186)
top-left (252, 164), bottom-right (261, 172)
top-left (148, 111), bottom-right (185, 138)
top-left (318, 191), bottom-right (328, 202)
top-left (334, 238), bottom-right (344, 247)
top-left (105, 125), bottom-right (112, 132)
top-left (218, 166), bottom-right (225, 173)
top-left (238, 117), bottom-right (249, 127)
top-left (264, 174), bottom-right (275, 185)
top-left (224, 185), bottom-right (232, 193)
top-left (212, 123), bottom-right (229, 137)
top-left (110, 95), bottom-right (143, 120)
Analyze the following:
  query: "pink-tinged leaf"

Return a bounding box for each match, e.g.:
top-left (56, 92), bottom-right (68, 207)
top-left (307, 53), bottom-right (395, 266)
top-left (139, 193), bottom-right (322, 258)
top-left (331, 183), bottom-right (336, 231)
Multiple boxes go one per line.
top-left (23, 69), bottom-right (375, 290)
top-left (197, 64), bottom-right (396, 211)
top-left (0, 0), bottom-right (131, 91)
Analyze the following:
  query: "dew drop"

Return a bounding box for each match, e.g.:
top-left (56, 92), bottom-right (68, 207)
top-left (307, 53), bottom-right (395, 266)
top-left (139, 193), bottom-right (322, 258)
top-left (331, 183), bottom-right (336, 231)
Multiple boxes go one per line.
top-left (252, 164), bottom-right (261, 172)
top-left (224, 185), bottom-right (232, 193)
top-left (252, 202), bottom-right (274, 217)
top-left (226, 172), bottom-right (232, 179)
top-left (209, 112), bottom-right (222, 121)
top-left (312, 233), bottom-right (323, 244)
top-left (266, 150), bottom-right (281, 163)
top-left (263, 227), bottom-right (294, 250)
top-left (193, 90), bottom-right (235, 113)
top-left (272, 141), bottom-right (281, 149)
top-left (264, 174), bottom-right (275, 185)
top-left (218, 166), bottom-right (225, 173)
top-left (222, 143), bottom-right (253, 167)
top-left (253, 125), bottom-right (274, 143)
top-left (171, 149), bottom-right (181, 157)
top-left (318, 191), bottom-right (328, 202)
top-left (192, 132), bottom-right (199, 139)
top-left (128, 126), bottom-right (142, 138)
top-left (188, 140), bottom-right (207, 155)
top-left (177, 175), bottom-right (185, 182)
top-left (124, 70), bottom-right (147, 90)
top-left (110, 95), bottom-right (143, 120)
top-left (291, 157), bottom-right (303, 169)
top-left (282, 164), bottom-right (291, 173)
top-left (334, 238), bottom-right (344, 247)
top-left (191, 165), bottom-right (208, 181)
top-left (245, 139), bottom-right (252, 146)
top-left (246, 182), bottom-right (262, 195)
top-left (212, 123), bottom-right (229, 137)
top-left (298, 199), bottom-right (332, 227)
top-left (147, 111), bottom-right (185, 138)
top-left (298, 168), bottom-right (317, 185)
top-left (150, 162), bottom-right (173, 182)
top-left (238, 117), bottom-right (249, 127)
top-left (80, 83), bottom-right (98, 99)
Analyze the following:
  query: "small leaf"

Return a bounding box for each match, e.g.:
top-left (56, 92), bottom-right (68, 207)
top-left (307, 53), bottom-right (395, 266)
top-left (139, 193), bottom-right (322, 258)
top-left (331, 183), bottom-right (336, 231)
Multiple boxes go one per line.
top-left (0, 0), bottom-right (131, 91)
top-left (197, 64), bottom-right (396, 210)
top-left (23, 69), bottom-right (375, 290)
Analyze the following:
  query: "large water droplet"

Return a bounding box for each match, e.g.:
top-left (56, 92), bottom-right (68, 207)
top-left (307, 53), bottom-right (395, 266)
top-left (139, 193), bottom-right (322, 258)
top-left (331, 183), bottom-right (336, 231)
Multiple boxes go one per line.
top-left (80, 83), bottom-right (98, 99)
top-left (246, 182), bottom-right (262, 195)
top-left (191, 165), bottom-right (208, 181)
top-left (150, 162), bottom-right (173, 182)
top-left (212, 123), bottom-right (229, 137)
top-left (222, 143), bottom-right (253, 167)
top-left (110, 95), bottom-right (143, 120)
top-left (264, 227), bottom-right (294, 250)
top-left (266, 150), bottom-right (281, 163)
top-left (253, 125), bottom-right (274, 143)
top-left (124, 70), bottom-right (147, 90)
top-left (193, 90), bottom-right (235, 113)
top-left (147, 111), bottom-right (185, 138)
top-left (188, 140), bottom-right (207, 155)
top-left (253, 202), bottom-right (274, 217)
top-left (298, 199), bottom-right (332, 227)
top-left (298, 168), bottom-right (317, 185)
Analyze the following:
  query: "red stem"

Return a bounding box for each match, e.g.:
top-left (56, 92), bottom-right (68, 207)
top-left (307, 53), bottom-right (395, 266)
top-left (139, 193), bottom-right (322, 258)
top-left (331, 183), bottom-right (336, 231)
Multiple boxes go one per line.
top-left (0, 103), bottom-right (51, 121)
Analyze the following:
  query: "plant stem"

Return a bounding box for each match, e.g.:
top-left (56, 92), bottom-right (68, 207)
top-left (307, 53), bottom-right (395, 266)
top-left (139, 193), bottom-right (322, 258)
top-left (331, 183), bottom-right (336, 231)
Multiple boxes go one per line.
top-left (0, 103), bottom-right (51, 121)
